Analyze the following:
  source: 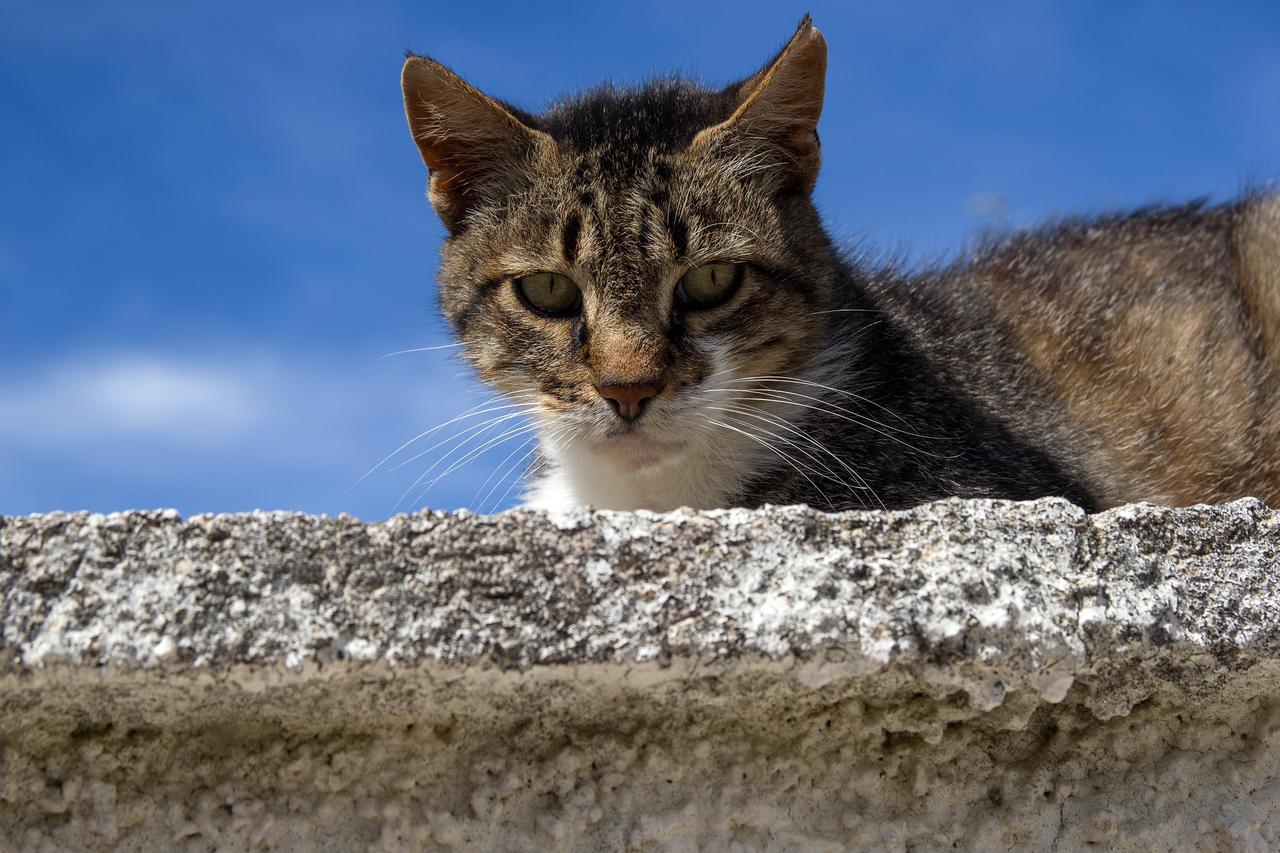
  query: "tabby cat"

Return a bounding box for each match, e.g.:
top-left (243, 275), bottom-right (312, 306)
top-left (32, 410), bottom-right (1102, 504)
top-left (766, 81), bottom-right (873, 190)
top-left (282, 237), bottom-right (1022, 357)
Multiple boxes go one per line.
top-left (400, 16), bottom-right (1280, 513)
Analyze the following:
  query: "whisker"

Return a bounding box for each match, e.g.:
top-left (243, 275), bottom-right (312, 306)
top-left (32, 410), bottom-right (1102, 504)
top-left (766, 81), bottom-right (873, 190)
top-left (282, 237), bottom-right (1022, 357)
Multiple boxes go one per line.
top-left (709, 403), bottom-right (884, 509)
top-left (391, 422), bottom-right (512, 514)
top-left (380, 341), bottom-right (468, 358)
top-left (471, 435), bottom-right (537, 510)
top-left (726, 384), bottom-right (912, 432)
top-left (486, 426), bottom-right (571, 513)
top-left (384, 408), bottom-right (535, 475)
top-left (718, 374), bottom-right (953, 440)
top-left (483, 443), bottom-right (539, 513)
top-left (708, 405), bottom-right (843, 483)
top-left (404, 420), bottom-right (544, 510)
top-left (344, 396), bottom-right (537, 494)
top-left (713, 402), bottom-right (879, 497)
top-left (733, 376), bottom-right (913, 428)
top-left (704, 415), bottom-right (835, 509)
top-left (724, 389), bottom-right (957, 459)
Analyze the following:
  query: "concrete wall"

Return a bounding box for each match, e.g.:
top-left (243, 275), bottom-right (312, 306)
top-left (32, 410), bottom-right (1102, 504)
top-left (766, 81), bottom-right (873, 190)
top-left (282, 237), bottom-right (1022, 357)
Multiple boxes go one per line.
top-left (2, 497), bottom-right (1278, 850)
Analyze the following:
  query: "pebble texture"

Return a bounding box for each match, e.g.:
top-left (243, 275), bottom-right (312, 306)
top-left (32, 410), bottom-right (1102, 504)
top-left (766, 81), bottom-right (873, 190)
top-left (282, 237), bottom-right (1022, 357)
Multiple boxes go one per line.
top-left (1, 497), bottom-right (1278, 850)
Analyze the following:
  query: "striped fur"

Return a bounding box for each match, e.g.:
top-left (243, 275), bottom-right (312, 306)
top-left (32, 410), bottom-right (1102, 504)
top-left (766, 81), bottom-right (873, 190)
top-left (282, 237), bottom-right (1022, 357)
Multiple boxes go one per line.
top-left (402, 17), bottom-right (1280, 512)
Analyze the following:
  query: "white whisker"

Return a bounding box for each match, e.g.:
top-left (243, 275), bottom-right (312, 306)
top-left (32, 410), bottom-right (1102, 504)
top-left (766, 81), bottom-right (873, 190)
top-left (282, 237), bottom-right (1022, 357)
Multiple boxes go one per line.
top-left (380, 341), bottom-right (468, 358)
top-left (725, 389), bottom-right (955, 459)
top-left (704, 415), bottom-right (834, 509)
top-left (384, 408), bottom-right (535, 475)
top-left (345, 396), bottom-right (537, 494)
top-left (487, 426), bottom-right (571, 513)
top-left (709, 403), bottom-right (884, 509)
top-left (472, 435), bottom-right (537, 510)
top-left (403, 420), bottom-right (543, 510)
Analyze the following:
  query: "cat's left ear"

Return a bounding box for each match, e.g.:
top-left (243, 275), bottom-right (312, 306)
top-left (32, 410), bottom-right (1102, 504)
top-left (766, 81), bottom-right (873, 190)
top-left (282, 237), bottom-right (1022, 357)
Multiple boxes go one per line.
top-left (697, 15), bottom-right (827, 194)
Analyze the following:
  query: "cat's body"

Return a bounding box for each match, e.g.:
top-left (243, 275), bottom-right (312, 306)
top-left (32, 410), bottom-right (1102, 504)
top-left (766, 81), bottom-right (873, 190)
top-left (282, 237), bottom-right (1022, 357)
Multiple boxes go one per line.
top-left (402, 18), bottom-right (1280, 513)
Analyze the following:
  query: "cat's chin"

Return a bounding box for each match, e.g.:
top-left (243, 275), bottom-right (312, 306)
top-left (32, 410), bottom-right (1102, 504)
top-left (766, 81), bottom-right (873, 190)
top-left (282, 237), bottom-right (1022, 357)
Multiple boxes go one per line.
top-left (589, 431), bottom-right (685, 472)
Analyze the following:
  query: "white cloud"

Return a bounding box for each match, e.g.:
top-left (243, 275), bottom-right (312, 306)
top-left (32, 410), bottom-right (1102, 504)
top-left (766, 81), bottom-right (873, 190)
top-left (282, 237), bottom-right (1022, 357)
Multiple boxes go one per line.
top-left (0, 355), bottom-right (262, 447)
top-left (0, 347), bottom-right (535, 516)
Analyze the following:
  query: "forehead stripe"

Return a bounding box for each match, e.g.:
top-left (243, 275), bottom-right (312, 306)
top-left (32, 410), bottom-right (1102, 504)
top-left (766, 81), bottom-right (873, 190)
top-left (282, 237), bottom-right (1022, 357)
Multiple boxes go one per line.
top-left (665, 210), bottom-right (688, 258)
top-left (561, 212), bottom-right (582, 265)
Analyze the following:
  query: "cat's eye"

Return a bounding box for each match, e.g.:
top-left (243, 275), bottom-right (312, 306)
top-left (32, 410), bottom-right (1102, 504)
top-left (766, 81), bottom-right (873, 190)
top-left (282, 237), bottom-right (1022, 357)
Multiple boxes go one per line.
top-left (675, 263), bottom-right (744, 310)
top-left (515, 272), bottom-right (581, 317)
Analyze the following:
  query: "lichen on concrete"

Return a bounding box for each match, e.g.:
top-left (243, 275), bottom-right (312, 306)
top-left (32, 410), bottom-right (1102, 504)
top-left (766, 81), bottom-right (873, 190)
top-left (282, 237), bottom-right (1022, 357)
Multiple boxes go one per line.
top-left (1, 497), bottom-right (1278, 850)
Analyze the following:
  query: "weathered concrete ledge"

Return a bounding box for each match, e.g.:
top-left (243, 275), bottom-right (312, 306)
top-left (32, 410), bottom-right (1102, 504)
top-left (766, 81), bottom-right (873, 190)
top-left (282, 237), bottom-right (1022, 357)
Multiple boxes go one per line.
top-left (1, 498), bottom-right (1278, 850)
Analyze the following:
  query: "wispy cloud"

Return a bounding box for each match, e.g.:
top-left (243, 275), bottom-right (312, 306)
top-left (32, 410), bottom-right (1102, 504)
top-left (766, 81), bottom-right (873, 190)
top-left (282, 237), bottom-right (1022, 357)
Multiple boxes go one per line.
top-left (0, 356), bottom-right (261, 446)
top-left (0, 348), bottom-right (524, 517)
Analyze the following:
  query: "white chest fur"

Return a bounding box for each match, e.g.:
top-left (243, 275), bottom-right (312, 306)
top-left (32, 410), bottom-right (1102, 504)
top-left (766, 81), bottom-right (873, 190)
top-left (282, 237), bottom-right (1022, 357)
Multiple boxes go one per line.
top-left (522, 431), bottom-right (761, 512)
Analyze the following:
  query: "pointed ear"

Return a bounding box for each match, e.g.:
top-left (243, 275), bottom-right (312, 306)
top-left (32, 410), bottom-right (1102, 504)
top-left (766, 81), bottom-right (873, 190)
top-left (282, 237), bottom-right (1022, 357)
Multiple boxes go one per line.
top-left (402, 55), bottom-right (548, 230)
top-left (698, 16), bottom-right (827, 194)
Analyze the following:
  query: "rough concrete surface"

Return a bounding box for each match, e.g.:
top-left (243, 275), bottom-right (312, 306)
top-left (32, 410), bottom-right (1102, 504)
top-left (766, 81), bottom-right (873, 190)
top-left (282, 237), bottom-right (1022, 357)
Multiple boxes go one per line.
top-left (1, 497), bottom-right (1278, 851)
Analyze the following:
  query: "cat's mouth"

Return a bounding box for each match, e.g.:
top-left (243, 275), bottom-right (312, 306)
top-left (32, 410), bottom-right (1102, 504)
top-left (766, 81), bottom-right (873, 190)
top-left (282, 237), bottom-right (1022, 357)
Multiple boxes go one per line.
top-left (589, 428), bottom-right (686, 471)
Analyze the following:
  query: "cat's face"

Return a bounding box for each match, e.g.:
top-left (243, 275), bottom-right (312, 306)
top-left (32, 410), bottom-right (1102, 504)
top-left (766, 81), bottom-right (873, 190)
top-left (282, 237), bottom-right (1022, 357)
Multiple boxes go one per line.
top-left (404, 19), bottom-right (834, 487)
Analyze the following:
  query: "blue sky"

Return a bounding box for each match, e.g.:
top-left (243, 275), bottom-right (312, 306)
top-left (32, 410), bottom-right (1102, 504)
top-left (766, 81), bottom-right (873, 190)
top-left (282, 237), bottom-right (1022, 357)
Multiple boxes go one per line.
top-left (2, 1), bottom-right (1277, 519)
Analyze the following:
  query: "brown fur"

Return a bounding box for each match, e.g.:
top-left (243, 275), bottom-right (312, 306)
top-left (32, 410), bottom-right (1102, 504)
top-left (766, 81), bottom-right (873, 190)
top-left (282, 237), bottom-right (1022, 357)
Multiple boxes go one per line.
top-left (975, 201), bottom-right (1280, 506)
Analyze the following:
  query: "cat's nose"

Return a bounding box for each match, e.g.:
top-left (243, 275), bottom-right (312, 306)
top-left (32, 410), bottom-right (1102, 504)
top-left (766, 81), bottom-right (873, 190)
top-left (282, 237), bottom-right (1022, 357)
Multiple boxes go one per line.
top-left (595, 381), bottom-right (663, 422)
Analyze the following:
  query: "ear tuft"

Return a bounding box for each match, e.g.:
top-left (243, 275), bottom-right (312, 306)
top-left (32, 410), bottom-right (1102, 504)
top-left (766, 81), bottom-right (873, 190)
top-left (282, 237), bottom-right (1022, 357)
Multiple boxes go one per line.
top-left (401, 55), bottom-right (546, 230)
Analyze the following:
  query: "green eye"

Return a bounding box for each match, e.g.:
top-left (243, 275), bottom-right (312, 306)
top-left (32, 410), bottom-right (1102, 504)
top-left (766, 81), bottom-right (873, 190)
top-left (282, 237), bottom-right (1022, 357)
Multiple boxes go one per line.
top-left (675, 263), bottom-right (744, 310)
top-left (515, 272), bottom-right (581, 317)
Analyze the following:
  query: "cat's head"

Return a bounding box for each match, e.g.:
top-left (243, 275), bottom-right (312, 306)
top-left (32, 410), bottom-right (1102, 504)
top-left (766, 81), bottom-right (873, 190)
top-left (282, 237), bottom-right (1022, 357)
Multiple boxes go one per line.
top-left (402, 18), bottom-right (838, 500)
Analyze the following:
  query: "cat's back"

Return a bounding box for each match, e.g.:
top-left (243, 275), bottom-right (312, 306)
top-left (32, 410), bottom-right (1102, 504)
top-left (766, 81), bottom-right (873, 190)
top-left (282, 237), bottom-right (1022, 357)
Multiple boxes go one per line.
top-left (903, 195), bottom-right (1280, 508)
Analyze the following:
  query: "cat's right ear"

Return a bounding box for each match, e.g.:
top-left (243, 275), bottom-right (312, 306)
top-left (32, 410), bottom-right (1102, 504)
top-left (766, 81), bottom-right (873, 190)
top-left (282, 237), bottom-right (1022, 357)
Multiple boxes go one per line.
top-left (402, 55), bottom-right (548, 231)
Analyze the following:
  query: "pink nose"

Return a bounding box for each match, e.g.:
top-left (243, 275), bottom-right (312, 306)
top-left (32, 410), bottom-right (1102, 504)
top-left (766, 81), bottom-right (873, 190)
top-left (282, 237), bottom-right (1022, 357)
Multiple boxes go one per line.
top-left (595, 381), bottom-right (663, 422)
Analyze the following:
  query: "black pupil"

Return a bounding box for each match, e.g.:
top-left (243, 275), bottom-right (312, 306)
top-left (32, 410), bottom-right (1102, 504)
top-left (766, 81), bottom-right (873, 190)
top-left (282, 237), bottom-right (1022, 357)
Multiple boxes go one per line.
top-left (527, 275), bottom-right (575, 314)
top-left (699, 267), bottom-right (724, 301)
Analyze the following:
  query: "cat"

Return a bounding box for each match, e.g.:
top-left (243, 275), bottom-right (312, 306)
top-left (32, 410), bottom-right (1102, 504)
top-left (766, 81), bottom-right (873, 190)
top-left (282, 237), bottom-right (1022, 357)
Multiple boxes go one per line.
top-left (400, 15), bottom-right (1280, 514)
